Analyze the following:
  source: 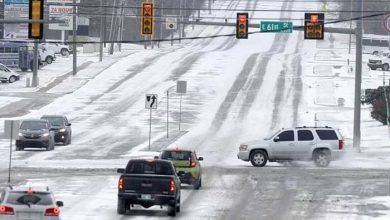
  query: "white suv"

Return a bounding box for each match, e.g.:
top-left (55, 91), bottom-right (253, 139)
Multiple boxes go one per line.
top-left (368, 53), bottom-right (390, 71)
top-left (0, 186), bottom-right (64, 220)
top-left (237, 126), bottom-right (344, 167)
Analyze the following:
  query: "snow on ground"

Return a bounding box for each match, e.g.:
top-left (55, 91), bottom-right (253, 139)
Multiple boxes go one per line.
top-left (0, 0), bottom-right (390, 219)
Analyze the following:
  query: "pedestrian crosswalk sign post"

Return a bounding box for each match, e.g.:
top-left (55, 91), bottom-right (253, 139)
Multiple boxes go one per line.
top-left (145, 94), bottom-right (158, 109)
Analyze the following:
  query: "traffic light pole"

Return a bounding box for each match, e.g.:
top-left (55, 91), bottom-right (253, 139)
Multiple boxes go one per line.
top-left (32, 39), bottom-right (39, 87)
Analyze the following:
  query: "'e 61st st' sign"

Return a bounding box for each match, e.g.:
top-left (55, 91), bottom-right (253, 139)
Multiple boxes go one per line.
top-left (260, 21), bottom-right (293, 33)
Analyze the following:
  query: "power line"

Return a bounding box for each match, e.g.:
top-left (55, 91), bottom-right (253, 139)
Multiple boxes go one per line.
top-left (49, 3), bottom-right (390, 13)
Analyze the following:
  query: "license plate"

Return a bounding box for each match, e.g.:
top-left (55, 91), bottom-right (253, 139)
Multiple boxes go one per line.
top-left (141, 194), bottom-right (152, 200)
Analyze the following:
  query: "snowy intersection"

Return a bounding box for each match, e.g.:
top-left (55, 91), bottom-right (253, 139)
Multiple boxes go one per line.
top-left (0, 0), bottom-right (390, 219)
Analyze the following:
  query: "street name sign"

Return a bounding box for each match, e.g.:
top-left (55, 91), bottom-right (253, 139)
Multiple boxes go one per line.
top-left (260, 21), bottom-right (293, 33)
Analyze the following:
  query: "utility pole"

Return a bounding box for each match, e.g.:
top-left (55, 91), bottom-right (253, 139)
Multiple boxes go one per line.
top-left (99, 0), bottom-right (104, 62)
top-left (72, 0), bottom-right (77, 75)
top-left (109, 0), bottom-right (117, 55)
top-left (353, 0), bottom-right (363, 152)
top-left (118, 1), bottom-right (125, 52)
top-left (348, 0), bottom-right (353, 54)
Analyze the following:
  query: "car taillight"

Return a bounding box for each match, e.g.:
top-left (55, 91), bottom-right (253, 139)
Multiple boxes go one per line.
top-left (118, 177), bottom-right (124, 191)
top-left (45, 207), bottom-right (60, 216)
top-left (190, 159), bottom-right (196, 168)
top-left (169, 179), bottom-right (176, 193)
top-left (0, 205), bottom-right (14, 215)
top-left (339, 139), bottom-right (344, 150)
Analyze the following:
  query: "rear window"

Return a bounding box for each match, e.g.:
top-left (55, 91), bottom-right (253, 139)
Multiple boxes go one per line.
top-left (41, 117), bottom-right (64, 126)
top-left (126, 161), bottom-right (174, 175)
top-left (6, 192), bottom-right (54, 206)
top-left (315, 130), bottom-right (338, 140)
top-left (161, 151), bottom-right (192, 161)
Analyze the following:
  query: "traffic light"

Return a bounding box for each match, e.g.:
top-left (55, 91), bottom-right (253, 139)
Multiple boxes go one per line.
top-left (28, 0), bottom-right (44, 39)
top-left (141, 2), bottom-right (154, 36)
top-left (236, 13), bottom-right (248, 39)
top-left (304, 13), bottom-right (324, 40)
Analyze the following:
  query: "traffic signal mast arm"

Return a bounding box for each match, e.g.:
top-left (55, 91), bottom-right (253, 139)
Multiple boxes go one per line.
top-left (181, 20), bottom-right (355, 35)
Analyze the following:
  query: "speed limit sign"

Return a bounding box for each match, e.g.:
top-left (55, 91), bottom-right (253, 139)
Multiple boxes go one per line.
top-left (384, 15), bottom-right (390, 32)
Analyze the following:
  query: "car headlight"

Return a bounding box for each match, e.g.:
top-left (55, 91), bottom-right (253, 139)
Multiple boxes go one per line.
top-left (239, 145), bottom-right (248, 151)
top-left (18, 132), bottom-right (23, 136)
top-left (59, 128), bottom-right (66, 132)
top-left (42, 133), bottom-right (50, 137)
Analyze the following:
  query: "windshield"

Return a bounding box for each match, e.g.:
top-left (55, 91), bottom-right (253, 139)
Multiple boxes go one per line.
top-left (161, 151), bottom-right (192, 161)
top-left (20, 121), bottom-right (48, 130)
top-left (264, 130), bottom-right (281, 140)
top-left (6, 192), bottom-right (53, 206)
top-left (41, 117), bottom-right (64, 127)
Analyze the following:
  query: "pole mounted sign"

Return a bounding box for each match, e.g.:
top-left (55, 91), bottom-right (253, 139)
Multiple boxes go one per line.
top-left (145, 94), bottom-right (158, 109)
top-left (49, 5), bottom-right (73, 30)
top-left (166, 17), bottom-right (177, 30)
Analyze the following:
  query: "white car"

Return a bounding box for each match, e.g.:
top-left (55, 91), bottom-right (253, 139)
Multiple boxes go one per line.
top-left (0, 63), bottom-right (19, 83)
top-left (39, 46), bottom-right (56, 64)
top-left (237, 126), bottom-right (345, 167)
top-left (0, 186), bottom-right (64, 220)
top-left (41, 42), bottom-right (70, 56)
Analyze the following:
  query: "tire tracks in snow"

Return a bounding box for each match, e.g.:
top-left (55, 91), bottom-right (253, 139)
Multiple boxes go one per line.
top-left (42, 0), bottom-right (246, 160)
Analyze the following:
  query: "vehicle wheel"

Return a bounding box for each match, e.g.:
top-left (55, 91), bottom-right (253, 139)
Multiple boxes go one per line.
top-left (61, 48), bottom-right (69, 56)
top-left (117, 198), bottom-right (126, 215)
top-left (382, 63), bottom-right (389, 71)
top-left (313, 150), bottom-right (331, 167)
top-left (194, 178), bottom-right (202, 190)
top-left (250, 150), bottom-right (268, 167)
top-left (167, 202), bottom-right (177, 217)
top-left (16, 146), bottom-right (22, 151)
top-left (21, 68), bottom-right (28, 72)
top-left (176, 197), bottom-right (181, 212)
top-left (46, 56), bottom-right (53, 64)
top-left (370, 67), bottom-right (377, 70)
top-left (68, 135), bottom-right (72, 145)
top-left (9, 76), bottom-right (16, 83)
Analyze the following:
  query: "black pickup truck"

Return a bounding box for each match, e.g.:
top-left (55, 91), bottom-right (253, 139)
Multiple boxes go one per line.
top-left (117, 159), bottom-right (181, 216)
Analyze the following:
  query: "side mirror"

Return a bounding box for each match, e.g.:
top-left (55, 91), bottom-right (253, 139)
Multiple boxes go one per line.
top-left (274, 137), bottom-right (280, 142)
top-left (117, 168), bottom-right (125, 174)
top-left (49, 128), bottom-right (55, 131)
top-left (67, 123), bottom-right (72, 126)
top-left (56, 201), bottom-right (64, 207)
top-left (154, 156), bottom-right (159, 159)
top-left (198, 157), bottom-right (203, 161)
